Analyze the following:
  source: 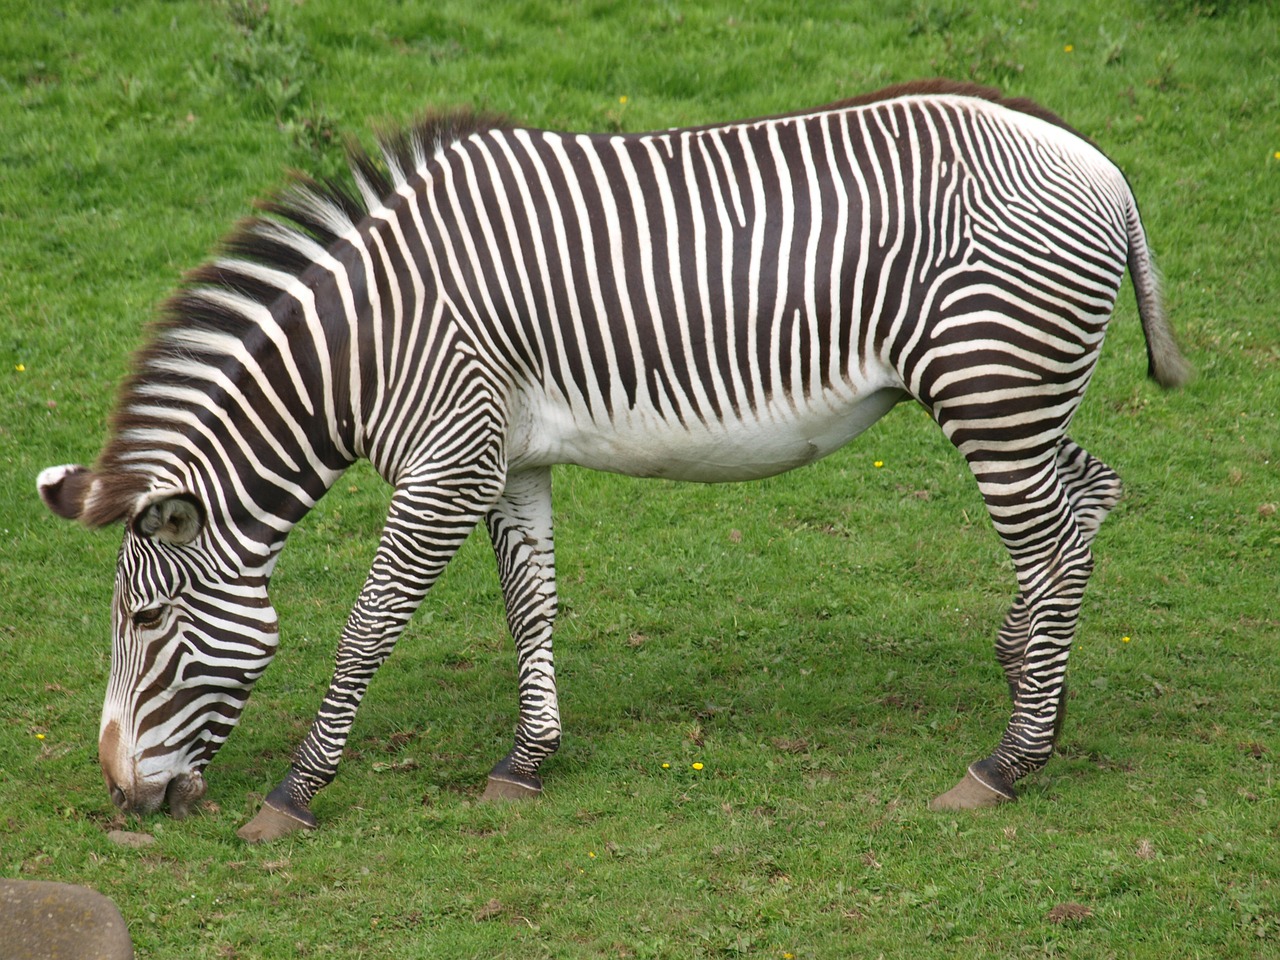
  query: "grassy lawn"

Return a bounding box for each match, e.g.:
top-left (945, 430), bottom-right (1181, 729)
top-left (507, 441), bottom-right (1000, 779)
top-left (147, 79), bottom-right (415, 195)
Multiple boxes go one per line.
top-left (2, 1), bottom-right (1278, 957)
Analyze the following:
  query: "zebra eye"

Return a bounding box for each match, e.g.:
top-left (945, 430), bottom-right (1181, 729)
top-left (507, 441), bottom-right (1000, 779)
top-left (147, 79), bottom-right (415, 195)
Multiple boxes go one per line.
top-left (131, 606), bottom-right (165, 629)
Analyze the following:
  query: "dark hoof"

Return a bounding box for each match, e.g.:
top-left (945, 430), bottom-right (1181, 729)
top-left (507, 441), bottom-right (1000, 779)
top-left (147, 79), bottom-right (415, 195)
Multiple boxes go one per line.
top-left (482, 772), bottom-right (542, 801)
top-left (236, 786), bottom-right (317, 843)
top-left (929, 766), bottom-right (1015, 811)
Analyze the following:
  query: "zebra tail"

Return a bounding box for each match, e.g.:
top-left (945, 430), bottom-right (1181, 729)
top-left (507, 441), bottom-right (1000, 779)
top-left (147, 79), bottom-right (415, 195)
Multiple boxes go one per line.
top-left (1125, 191), bottom-right (1193, 389)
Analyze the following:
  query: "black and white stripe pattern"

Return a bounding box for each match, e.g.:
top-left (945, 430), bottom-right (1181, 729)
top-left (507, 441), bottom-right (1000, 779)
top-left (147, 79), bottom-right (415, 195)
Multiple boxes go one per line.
top-left (38, 82), bottom-right (1188, 821)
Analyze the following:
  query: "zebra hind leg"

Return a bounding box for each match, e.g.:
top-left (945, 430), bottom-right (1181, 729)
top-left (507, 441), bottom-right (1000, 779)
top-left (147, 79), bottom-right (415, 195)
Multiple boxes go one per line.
top-left (481, 468), bottom-right (562, 801)
top-left (996, 596), bottom-right (1072, 751)
top-left (992, 439), bottom-right (1122, 714)
top-left (995, 598), bottom-right (1031, 701)
top-left (932, 443), bottom-right (1096, 811)
top-left (1046, 439), bottom-right (1121, 746)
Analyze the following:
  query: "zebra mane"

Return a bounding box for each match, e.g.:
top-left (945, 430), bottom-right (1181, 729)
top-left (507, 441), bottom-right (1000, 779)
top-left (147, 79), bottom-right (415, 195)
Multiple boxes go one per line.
top-left (83, 108), bottom-right (510, 528)
top-left (352, 109), bottom-right (513, 208)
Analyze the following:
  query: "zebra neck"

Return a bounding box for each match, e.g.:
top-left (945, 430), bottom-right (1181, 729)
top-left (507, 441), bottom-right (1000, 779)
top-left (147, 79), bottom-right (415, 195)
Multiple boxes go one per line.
top-left (93, 264), bottom-right (371, 549)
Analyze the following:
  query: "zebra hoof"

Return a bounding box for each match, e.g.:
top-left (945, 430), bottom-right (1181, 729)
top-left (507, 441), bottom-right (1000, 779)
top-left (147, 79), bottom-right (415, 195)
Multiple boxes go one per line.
top-left (482, 753), bottom-right (543, 801)
top-left (929, 766), bottom-right (1015, 811)
top-left (482, 772), bottom-right (543, 801)
top-left (236, 796), bottom-right (317, 843)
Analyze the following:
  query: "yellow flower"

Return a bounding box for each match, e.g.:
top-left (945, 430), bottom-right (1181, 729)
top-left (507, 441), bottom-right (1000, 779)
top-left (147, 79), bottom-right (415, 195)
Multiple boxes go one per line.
top-left (1122, 635), bottom-right (1131, 643)
top-left (661, 762), bottom-right (670, 769)
top-left (1064, 44), bottom-right (1074, 53)
top-left (36, 733), bottom-right (45, 740)
top-left (588, 851), bottom-right (596, 858)
top-left (1274, 151), bottom-right (1280, 160)
top-left (619, 96), bottom-right (628, 105)
top-left (873, 460), bottom-right (884, 468)
top-left (14, 363), bottom-right (25, 372)
top-left (692, 762), bottom-right (704, 771)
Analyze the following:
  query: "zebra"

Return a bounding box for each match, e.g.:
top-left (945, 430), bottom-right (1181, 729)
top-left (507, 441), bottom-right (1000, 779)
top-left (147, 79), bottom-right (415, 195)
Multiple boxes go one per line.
top-left (37, 80), bottom-right (1189, 842)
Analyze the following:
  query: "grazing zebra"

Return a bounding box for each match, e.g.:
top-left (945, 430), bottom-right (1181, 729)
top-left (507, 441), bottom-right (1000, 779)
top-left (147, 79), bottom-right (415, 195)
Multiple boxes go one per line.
top-left (37, 80), bottom-right (1189, 842)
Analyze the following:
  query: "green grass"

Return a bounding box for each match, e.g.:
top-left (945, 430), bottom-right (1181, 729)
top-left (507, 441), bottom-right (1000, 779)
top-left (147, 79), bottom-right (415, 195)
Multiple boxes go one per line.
top-left (2, 1), bottom-right (1278, 957)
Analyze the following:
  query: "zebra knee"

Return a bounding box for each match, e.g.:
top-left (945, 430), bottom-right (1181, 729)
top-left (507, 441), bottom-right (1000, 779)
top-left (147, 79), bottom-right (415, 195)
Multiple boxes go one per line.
top-left (1057, 444), bottom-right (1123, 540)
top-left (1076, 468), bottom-right (1122, 529)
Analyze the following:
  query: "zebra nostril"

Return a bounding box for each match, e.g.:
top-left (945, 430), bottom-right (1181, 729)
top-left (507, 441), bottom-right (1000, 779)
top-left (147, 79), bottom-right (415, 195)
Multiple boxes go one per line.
top-left (110, 785), bottom-right (127, 809)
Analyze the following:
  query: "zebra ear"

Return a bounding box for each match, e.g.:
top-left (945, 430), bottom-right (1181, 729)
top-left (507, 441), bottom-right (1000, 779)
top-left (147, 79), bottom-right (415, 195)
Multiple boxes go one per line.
top-left (37, 464), bottom-right (96, 521)
top-left (134, 494), bottom-right (205, 546)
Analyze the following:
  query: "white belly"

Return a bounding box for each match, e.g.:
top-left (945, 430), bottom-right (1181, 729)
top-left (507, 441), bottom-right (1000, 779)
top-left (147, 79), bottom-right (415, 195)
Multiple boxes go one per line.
top-left (510, 381), bottom-right (908, 482)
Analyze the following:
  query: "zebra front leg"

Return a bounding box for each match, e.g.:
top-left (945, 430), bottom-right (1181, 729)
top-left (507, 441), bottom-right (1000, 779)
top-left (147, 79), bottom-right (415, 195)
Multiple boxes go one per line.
top-left (481, 467), bottom-right (561, 800)
top-left (237, 592), bottom-right (424, 842)
top-left (238, 475), bottom-right (500, 842)
top-left (933, 455), bottom-right (1093, 810)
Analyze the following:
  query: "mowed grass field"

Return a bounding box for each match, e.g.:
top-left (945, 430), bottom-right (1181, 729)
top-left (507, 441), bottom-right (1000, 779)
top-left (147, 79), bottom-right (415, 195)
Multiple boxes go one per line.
top-left (2, 1), bottom-right (1278, 957)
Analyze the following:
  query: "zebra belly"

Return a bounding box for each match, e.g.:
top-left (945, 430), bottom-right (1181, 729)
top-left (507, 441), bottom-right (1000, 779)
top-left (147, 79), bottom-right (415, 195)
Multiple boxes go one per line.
top-left (513, 386), bottom-right (908, 483)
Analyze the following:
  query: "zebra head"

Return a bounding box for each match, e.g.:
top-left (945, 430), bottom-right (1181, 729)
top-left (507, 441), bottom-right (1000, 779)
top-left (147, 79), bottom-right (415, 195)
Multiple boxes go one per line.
top-left (38, 464), bottom-right (280, 818)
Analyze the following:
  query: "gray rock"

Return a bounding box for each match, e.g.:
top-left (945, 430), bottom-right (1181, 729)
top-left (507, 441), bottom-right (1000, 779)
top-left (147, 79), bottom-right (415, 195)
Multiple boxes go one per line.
top-left (0, 879), bottom-right (134, 960)
top-left (105, 830), bottom-right (156, 849)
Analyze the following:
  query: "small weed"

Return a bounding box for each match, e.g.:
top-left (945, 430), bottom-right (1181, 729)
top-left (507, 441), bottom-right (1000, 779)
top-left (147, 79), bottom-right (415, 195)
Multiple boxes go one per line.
top-left (1098, 25), bottom-right (1128, 66)
top-left (934, 22), bottom-right (1025, 83)
top-left (1149, 0), bottom-right (1246, 19)
top-left (416, 37), bottom-right (466, 64)
top-left (603, 94), bottom-right (631, 133)
top-left (1146, 46), bottom-right (1180, 92)
top-left (280, 106), bottom-right (344, 162)
top-left (201, 0), bottom-right (315, 122)
top-left (907, 1), bottom-right (973, 38)
top-left (116, 74), bottom-right (145, 109)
